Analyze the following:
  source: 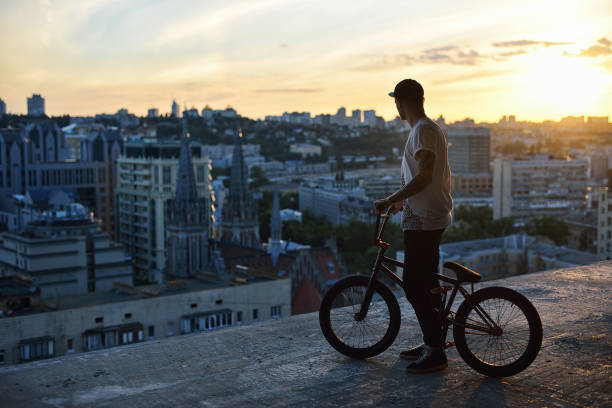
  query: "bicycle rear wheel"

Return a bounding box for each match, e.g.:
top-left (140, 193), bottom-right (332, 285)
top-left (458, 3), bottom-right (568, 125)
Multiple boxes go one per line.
top-left (453, 286), bottom-right (542, 377)
top-left (319, 275), bottom-right (401, 359)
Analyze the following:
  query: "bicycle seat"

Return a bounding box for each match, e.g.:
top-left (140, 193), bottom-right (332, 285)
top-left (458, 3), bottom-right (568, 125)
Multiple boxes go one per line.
top-left (443, 261), bottom-right (481, 283)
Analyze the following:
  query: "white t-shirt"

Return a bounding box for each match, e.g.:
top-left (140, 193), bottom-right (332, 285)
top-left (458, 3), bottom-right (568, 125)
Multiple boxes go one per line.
top-left (400, 116), bottom-right (453, 231)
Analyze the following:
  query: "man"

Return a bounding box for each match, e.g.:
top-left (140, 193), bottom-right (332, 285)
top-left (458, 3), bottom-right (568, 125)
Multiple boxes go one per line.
top-left (374, 79), bottom-right (453, 374)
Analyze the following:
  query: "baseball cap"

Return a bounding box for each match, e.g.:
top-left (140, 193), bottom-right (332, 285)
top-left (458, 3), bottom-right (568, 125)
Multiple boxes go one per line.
top-left (388, 79), bottom-right (424, 100)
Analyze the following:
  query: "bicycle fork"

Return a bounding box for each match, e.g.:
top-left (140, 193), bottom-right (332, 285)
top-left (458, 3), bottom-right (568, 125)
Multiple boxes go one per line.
top-left (355, 248), bottom-right (386, 321)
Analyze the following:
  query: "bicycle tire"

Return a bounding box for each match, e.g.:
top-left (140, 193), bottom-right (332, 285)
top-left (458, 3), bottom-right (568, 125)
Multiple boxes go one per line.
top-left (319, 275), bottom-right (401, 359)
top-left (453, 286), bottom-right (543, 377)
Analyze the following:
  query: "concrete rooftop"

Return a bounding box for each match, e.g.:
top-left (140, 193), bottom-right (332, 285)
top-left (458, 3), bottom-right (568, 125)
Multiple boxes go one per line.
top-left (1, 263), bottom-right (611, 408)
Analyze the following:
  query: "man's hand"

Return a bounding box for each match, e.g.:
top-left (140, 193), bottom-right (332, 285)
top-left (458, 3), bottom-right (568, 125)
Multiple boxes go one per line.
top-left (373, 198), bottom-right (391, 213)
top-left (390, 200), bottom-right (403, 214)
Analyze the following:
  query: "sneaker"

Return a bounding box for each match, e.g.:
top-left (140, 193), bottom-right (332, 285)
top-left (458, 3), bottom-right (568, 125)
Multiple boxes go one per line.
top-left (399, 344), bottom-right (425, 360)
top-left (406, 346), bottom-right (448, 374)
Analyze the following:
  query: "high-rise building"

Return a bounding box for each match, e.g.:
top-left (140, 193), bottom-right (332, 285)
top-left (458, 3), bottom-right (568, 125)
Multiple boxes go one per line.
top-left (171, 100), bottom-right (179, 118)
top-left (116, 138), bottom-right (212, 283)
top-left (363, 110), bottom-right (376, 127)
top-left (27, 94), bottom-right (45, 116)
top-left (0, 98), bottom-right (6, 118)
top-left (560, 116), bottom-right (584, 127)
top-left (147, 108), bottom-right (159, 118)
top-left (165, 121), bottom-right (210, 279)
top-left (446, 126), bottom-right (490, 174)
top-left (220, 130), bottom-right (260, 248)
top-left (331, 107), bottom-right (346, 126)
top-left (493, 155), bottom-right (588, 221)
top-left (351, 109), bottom-right (362, 126)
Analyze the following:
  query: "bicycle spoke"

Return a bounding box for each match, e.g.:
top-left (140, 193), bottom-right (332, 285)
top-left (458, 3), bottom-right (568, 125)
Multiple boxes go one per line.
top-left (463, 297), bottom-right (530, 367)
top-left (329, 284), bottom-right (391, 350)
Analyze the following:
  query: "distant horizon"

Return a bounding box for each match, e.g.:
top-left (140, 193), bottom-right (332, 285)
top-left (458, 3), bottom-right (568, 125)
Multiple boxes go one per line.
top-left (1, 97), bottom-right (610, 125)
top-left (1, 1), bottom-right (611, 122)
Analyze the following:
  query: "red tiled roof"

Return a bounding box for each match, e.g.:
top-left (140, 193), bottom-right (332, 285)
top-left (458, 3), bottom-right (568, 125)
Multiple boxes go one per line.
top-left (291, 276), bottom-right (322, 315)
top-left (310, 248), bottom-right (342, 281)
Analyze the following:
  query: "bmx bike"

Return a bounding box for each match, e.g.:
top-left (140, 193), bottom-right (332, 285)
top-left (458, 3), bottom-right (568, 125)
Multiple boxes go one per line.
top-left (319, 207), bottom-right (543, 377)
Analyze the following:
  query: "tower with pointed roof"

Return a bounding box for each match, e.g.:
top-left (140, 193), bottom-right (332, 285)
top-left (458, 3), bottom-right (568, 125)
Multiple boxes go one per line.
top-left (165, 120), bottom-right (210, 279)
top-left (269, 188), bottom-right (282, 266)
top-left (220, 129), bottom-right (260, 248)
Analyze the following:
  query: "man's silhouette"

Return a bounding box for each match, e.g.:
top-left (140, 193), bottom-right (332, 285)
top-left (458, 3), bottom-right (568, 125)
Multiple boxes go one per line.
top-left (374, 79), bottom-right (453, 373)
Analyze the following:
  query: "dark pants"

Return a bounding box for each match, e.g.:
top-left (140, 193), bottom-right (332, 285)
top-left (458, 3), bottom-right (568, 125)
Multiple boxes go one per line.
top-left (403, 229), bottom-right (445, 348)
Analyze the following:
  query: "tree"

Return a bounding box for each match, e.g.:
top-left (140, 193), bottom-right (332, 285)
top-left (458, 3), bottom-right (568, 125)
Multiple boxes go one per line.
top-left (526, 216), bottom-right (569, 246)
top-left (249, 166), bottom-right (269, 189)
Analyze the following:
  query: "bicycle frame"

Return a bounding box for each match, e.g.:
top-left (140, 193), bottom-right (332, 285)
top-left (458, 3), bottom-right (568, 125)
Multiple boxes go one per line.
top-left (355, 208), bottom-right (499, 335)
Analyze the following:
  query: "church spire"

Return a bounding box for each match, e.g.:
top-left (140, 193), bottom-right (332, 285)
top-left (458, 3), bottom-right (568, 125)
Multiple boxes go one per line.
top-left (220, 128), bottom-right (260, 248)
top-left (174, 119), bottom-right (198, 205)
top-left (164, 119), bottom-right (210, 279)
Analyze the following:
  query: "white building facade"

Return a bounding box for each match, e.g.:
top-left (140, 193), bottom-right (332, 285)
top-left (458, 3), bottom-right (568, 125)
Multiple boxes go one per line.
top-left (116, 140), bottom-right (213, 283)
top-left (0, 277), bottom-right (290, 365)
top-left (493, 155), bottom-right (588, 221)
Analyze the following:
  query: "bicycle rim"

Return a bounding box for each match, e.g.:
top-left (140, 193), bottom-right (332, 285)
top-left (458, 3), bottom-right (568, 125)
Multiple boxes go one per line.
top-left (329, 284), bottom-right (392, 350)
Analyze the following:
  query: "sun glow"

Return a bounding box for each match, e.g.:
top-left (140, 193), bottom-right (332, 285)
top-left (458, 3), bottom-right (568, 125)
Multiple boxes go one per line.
top-left (523, 49), bottom-right (608, 116)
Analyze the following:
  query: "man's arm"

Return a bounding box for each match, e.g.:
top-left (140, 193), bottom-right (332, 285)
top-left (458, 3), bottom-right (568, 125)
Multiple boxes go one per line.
top-left (374, 149), bottom-right (435, 212)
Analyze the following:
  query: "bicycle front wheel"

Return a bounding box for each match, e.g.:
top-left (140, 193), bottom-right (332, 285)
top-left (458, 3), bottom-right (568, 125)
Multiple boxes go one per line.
top-left (319, 275), bottom-right (401, 359)
top-left (453, 286), bottom-right (543, 377)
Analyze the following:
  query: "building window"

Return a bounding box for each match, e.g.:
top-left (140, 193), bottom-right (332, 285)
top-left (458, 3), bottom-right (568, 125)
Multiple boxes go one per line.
top-left (67, 339), bottom-right (74, 353)
top-left (180, 310), bottom-right (233, 334)
top-left (95, 317), bottom-right (103, 323)
top-left (271, 305), bottom-right (282, 318)
top-left (163, 166), bottom-right (171, 184)
top-left (237, 311), bottom-right (243, 323)
top-left (19, 338), bottom-right (54, 362)
top-left (190, 303), bottom-right (197, 309)
top-left (0, 349), bottom-right (5, 364)
top-left (197, 165), bottom-right (205, 183)
top-left (124, 313), bottom-right (132, 319)
top-left (215, 299), bottom-right (223, 305)
top-left (83, 325), bottom-right (144, 351)
top-left (253, 309), bottom-right (259, 320)
top-left (148, 325), bottom-right (155, 338)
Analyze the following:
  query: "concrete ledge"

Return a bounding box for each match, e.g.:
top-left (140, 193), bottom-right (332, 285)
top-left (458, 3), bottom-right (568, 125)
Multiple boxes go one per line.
top-left (1, 262), bottom-right (611, 407)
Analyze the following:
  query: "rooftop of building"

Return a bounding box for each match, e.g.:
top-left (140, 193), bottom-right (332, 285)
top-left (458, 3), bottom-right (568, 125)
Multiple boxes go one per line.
top-left (0, 262), bottom-right (610, 407)
top-left (440, 234), bottom-right (597, 265)
top-left (0, 272), bottom-right (277, 318)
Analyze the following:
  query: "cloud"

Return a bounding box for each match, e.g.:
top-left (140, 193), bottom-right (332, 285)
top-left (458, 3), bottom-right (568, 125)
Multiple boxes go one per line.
top-left (564, 37), bottom-right (612, 57)
top-left (492, 40), bottom-right (571, 47)
top-left (353, 54), bottom-right (415, 71)
top-left (420, 46), bottom-right (482, 65)
top-left (155, 0), bottom-right (294, 46)
top-left (254, 88), bottom-right (322, 93)
top-left (499, 49), bottom-right (528, 57)
top-left (354, 45), bottom-right (483, 71)
top-left (423, 45), bottom-right (458, 54)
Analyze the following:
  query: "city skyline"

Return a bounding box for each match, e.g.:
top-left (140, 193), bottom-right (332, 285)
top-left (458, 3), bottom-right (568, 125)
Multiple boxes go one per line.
top-left (1, 0), bottom-right (611, 121)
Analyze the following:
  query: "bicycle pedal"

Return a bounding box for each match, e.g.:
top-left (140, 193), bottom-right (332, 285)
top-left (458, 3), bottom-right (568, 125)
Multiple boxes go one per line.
top-left (444, 341), bottom-right (455, 349)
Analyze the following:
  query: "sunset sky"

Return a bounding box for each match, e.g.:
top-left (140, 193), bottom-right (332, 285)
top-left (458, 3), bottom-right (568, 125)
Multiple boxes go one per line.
top-left (1, 0), bottom-right (611, 122)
